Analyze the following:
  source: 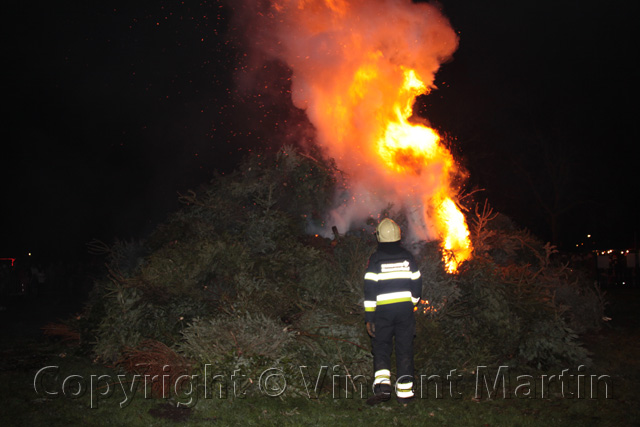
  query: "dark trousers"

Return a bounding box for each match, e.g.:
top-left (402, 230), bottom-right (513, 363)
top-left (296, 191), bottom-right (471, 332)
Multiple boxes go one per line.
top-left (371, 305), bottom-right (415, 386)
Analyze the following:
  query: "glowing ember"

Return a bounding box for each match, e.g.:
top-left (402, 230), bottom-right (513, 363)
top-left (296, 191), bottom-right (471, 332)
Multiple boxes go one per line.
top-left (247, 0), bottom-right (472, 271)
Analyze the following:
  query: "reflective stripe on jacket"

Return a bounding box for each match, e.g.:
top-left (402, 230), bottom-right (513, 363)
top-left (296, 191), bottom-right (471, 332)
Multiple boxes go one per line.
top-left (363, 242), bottom-right (421, 323)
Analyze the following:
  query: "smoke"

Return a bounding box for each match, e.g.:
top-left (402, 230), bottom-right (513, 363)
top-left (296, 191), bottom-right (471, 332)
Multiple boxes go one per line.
top-left (232, 0), bottom-right (459, 241)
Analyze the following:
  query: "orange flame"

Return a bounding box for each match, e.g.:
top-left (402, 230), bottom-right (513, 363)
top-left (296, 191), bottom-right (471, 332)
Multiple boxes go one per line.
top-left (433, 191), bottom-right (472, 273)
top-left (246, 0), bottom-right (471, 271)
top-left (373, 68), bottom-right (472, 272)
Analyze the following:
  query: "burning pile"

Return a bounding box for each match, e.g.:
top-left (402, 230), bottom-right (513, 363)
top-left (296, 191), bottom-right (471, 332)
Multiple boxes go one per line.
top-left (242, 0), bottom-right (471, 272)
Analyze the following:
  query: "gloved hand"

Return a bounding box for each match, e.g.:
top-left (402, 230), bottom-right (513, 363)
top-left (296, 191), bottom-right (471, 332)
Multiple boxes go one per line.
top-left (366, 321), bottom-right (376, 338)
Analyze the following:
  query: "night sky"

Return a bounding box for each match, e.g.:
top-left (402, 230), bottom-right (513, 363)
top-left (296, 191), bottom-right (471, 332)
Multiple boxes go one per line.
top-left (3, 0), bottom-right (637, 262)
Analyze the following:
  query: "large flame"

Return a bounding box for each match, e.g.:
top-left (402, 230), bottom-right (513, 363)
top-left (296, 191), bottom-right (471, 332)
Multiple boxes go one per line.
top-left (242, 0), bottom-right (472, 272)
top-left (376, 69), bottom-right (472, 272)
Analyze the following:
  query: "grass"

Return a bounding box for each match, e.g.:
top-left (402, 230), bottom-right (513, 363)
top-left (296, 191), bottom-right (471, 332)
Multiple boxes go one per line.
top-left (1, 287), bottom-right (638, 426)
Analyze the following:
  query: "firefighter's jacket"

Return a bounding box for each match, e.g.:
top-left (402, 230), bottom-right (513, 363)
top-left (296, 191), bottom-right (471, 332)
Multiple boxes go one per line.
top-left (363, 242), bottom-right (422, 323)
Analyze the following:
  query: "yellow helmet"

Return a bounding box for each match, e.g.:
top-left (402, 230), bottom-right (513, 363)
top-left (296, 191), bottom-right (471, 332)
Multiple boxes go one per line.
top-left (377, 218), bottom-right (401, 242)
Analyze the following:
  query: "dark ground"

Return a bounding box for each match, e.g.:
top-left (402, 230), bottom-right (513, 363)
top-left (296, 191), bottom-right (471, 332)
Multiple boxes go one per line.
top-left (0, 294), bottom-right (85, 348)
top-left (0, 279), bottom-right (638, 426)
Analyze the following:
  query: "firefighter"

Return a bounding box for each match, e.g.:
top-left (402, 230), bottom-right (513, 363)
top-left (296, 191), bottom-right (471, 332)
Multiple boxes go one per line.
top-left (364, 218), bottom-right (422, 405)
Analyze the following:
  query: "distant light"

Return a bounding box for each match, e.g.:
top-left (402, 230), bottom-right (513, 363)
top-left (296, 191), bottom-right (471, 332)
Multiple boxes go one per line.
top-left (28, 252), bottom-right (32, 256)
top-left (587, 234), bottom-right (591, 238)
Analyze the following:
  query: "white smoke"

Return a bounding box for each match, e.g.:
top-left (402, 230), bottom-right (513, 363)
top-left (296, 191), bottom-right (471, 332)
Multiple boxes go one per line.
top-left (232, 0), bottom-right (459, 241)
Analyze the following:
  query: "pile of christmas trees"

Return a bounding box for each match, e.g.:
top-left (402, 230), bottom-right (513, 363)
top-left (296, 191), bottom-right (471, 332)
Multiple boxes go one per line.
top-left (70, 145), bottom-right (603, 395)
